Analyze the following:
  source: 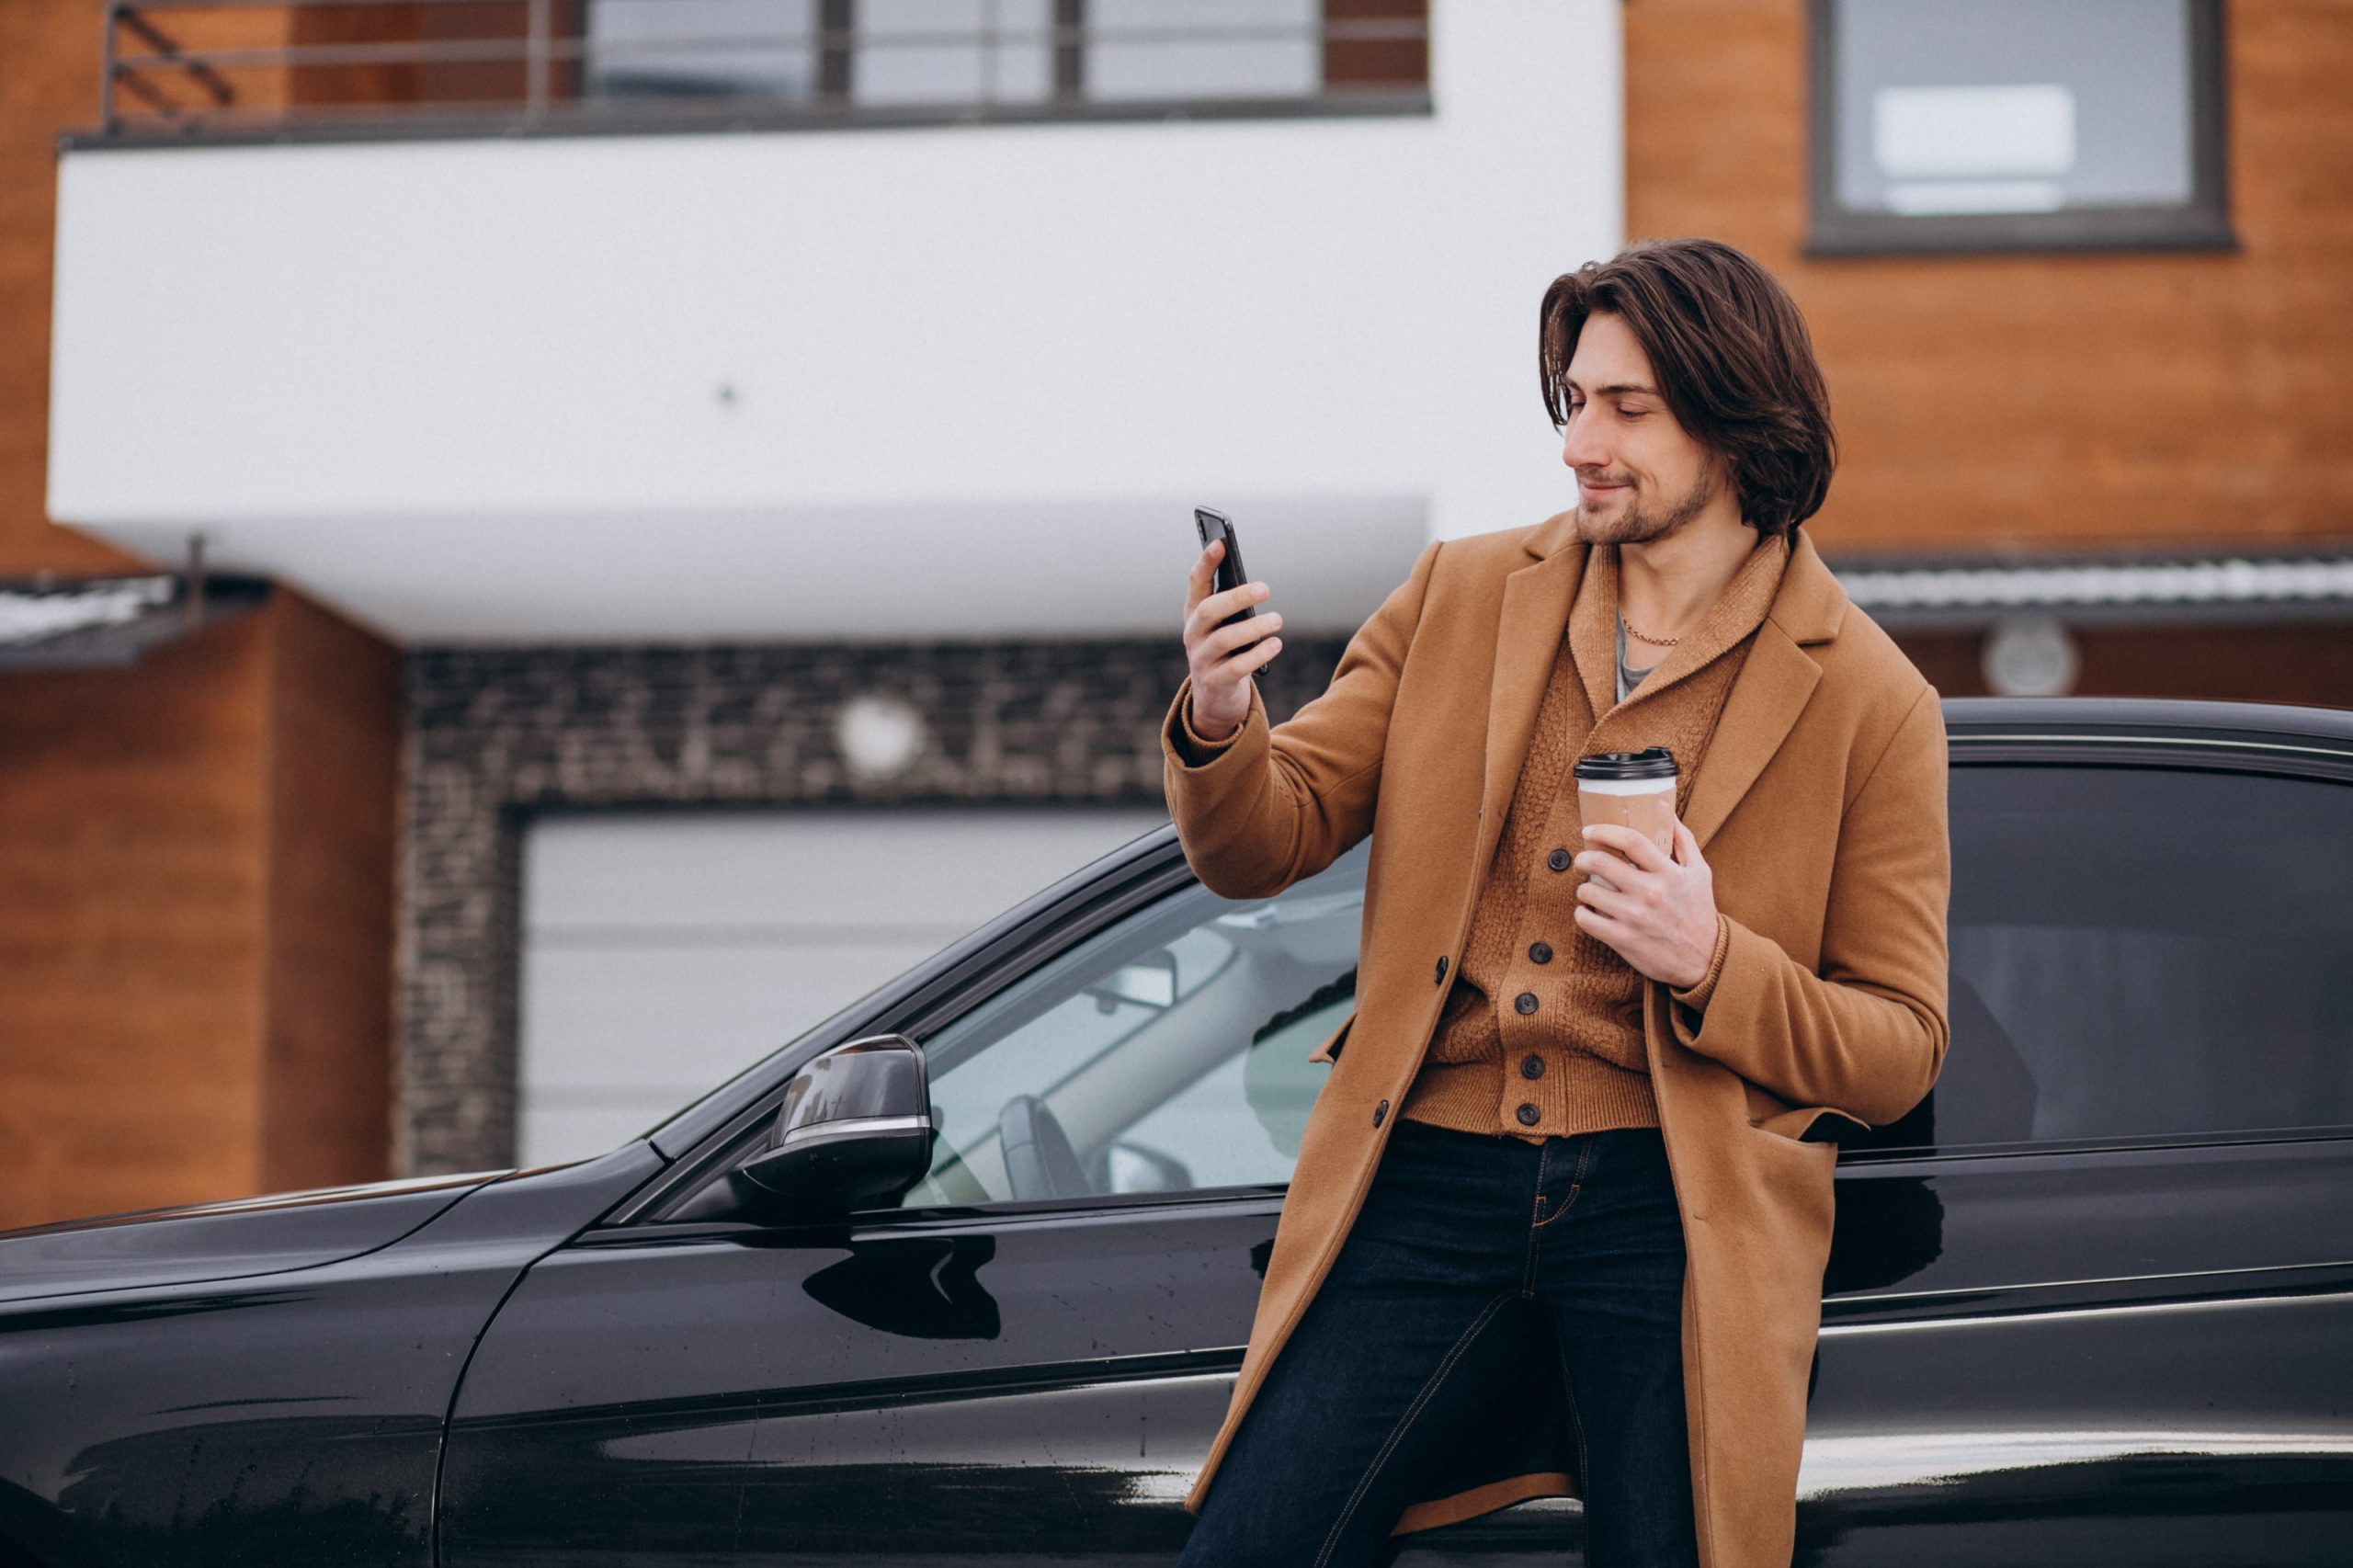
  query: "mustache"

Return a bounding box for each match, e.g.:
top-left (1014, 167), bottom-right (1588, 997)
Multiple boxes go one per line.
top-left (1576, 472), bottom-right (1636, 487)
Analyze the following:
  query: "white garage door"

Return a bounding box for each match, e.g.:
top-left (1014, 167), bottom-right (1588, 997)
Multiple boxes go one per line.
top-left (517, 806), bottom-right (1170, 1166)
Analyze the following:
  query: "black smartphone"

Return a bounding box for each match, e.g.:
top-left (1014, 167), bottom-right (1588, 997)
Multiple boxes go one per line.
top-left (1193, 506), bottom-right (1262, 642)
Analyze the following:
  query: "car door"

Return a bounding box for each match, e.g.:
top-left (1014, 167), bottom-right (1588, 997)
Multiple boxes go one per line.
top-left (1779, 753), bottom-right (2353, 1567)
top-left (438, 839), bottom-right (1372, 1566)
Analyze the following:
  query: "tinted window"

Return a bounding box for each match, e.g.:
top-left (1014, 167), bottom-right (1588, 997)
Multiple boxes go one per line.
top-left (1891, 765), bottom-right (2353, 1151)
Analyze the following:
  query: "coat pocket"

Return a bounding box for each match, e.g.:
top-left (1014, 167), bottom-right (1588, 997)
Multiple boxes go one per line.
top-left (1744, 1079), bottom-right (1870, 1144)
top-left (1753, 1102), bottom-right (1872, 1145)
top-left (1306, 1008), bottom-right (1356, 1065)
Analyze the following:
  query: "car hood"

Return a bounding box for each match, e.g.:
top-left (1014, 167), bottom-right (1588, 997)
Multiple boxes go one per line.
top-left (0, 1170), bottom-right (509, 1304)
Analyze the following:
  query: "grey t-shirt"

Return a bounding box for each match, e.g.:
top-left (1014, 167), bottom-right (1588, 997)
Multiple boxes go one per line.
top-left (1615, 614), bottom-right (1654, 704)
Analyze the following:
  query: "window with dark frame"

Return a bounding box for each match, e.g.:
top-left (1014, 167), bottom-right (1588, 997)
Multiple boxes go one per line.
top-left (1807, 0), bottom-right (2233, 256)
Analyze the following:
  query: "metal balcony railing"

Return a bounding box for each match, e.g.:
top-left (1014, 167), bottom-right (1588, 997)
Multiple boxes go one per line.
top-left (95, 0), bottom-right (1432, 142)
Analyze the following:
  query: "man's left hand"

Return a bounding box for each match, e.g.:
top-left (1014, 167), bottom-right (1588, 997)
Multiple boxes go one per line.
top-left (1572, 818), bottom-right (1719, 991)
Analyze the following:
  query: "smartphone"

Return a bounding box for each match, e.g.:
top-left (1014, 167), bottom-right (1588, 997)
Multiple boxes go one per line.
top-left (1193, 506), bottom-right (1264, 646)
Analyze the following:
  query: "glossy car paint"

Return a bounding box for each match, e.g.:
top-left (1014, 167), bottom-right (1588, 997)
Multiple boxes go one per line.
top-left (0, 699), bottom-right (2348, 1566)
top-left (0, 1145), bottom-right (659, 1568)
top-left (0, 1172), bottom-right (490, 1306)
top-left (439, 1198), bottom-right (1279, 1562)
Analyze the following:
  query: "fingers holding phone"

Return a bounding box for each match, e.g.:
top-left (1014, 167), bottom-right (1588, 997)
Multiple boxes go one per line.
top-left (1185, 508), bottom-right (1281, 742)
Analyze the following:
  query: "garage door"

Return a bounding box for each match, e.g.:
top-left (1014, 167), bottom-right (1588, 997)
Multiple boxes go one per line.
top-left (517, 806), bottom-right (1170, 1165)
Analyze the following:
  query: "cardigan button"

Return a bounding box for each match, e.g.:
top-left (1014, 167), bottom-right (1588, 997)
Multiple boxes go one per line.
top-left (1520, 1054), bottom-right (1545, 1080)
top-left (1514, 991), bottom-right (1540, 1016)
top-left (1372, 1099), bottom-right (1390, 1128)
top-left (1434, 955), bottom-right (1449, 985)
top-left (1516, 1102), bottom-right (1541, 1127)
top-left (1529, 941), bottom-right (1552, 964)
top-left (1546, 847), bottom-right (1572, 872)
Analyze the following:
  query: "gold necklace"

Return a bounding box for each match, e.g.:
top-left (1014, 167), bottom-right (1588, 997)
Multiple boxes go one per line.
top-left (1620, 611), bottom-right (1685, 647)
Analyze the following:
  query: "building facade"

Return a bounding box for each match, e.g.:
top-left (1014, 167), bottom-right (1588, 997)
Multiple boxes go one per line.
top-left (3, 0), bottom-right (2349, 1221)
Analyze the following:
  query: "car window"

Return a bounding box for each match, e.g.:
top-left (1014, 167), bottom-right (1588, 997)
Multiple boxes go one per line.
top-left (1864, 763), bottom-right (2353, 1153)
top-left (892, 843), bottom-right (1369, 1209)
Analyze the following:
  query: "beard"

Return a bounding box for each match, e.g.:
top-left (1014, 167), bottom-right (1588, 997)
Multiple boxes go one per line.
top-left (1574, 463), bottom-right (1719, 546)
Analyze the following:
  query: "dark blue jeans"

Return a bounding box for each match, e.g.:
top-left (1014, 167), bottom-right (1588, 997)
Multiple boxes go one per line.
top-left (1178, 1119), bottom-right (1699, 1568)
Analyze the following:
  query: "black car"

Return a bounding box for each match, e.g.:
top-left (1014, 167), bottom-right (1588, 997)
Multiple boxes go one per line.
top-left (4, 697), bottom-right (2350, 1568)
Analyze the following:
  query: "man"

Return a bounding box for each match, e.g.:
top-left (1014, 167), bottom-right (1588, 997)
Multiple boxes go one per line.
top-left (1162, 238), bottom-right (1951, 1568)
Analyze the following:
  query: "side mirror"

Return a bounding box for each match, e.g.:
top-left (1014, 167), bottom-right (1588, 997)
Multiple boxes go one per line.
top-left (733, 1034), bottom-right (934, 1216)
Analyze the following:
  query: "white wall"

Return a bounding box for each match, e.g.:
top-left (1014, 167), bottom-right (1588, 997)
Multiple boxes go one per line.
top-left (48, 0), bottom-right (1622, 642)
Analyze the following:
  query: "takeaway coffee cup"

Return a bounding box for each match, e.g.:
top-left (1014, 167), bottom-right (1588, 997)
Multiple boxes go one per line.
top-left (1573, 747), bottom-right (1678, 892)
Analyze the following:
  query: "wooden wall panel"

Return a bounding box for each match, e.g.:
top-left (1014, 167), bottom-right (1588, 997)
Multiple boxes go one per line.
top-left (0, 591), bottom-right (400, 1231)
top-left (0, 614), bottom-right (273, 1230)
top-left (1623, 0), bottom-right (2353, 553)
top-left (1324, 0), bottom-right (1430, 90)
top-left (259, 589), bottom-right (400, 1194)
top-left (290, 3), bottom-right (585, 113)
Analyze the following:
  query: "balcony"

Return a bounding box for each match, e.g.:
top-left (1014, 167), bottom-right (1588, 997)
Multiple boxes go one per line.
top-left (94, 0), bottom-right (1433, 143)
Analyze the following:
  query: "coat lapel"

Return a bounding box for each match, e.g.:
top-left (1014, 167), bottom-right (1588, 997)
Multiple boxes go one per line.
top-left (1680, 528), bottom-right (1851, 849)
top-left (1679, 623), bottom-right (1820, 849)
top-left (1475, 514), bottom-right (1586, 870)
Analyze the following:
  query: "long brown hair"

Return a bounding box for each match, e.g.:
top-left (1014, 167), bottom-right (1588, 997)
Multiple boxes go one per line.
top-left (1540, 238), bottom-right (1836, 539)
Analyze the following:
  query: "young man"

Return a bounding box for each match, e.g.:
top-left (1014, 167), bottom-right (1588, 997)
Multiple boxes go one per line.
top-left (1162, 238), bottom-right (1951, 1568)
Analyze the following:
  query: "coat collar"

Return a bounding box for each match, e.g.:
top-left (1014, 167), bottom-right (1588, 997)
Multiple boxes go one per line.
top-left (1518, 507), bottom-right (1847, 646)
top-left (1476, 514), bottom-right (1848, 862)
top-left (1567, 528), bottom-right (1790, 724)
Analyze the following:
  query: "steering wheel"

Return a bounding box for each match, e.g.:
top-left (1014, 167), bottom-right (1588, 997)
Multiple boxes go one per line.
top-left (998, 1094), bottom-right (1090, 1202)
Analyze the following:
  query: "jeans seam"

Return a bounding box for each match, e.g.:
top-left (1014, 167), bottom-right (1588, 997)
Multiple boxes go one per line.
top-left (1310, 1290), bottom-right (1515, 1568)
top-left (1529, 1135), bottom-right (1597, 1232)
top-left (1521, 1140), bottom-right (1551, 1295)
top-left (1552, 1325), bottom-right (1592, 1508)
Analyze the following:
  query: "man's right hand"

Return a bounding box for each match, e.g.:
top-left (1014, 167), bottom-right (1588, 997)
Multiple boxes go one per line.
top-left (1182, 538), bottom-right (1282, 743)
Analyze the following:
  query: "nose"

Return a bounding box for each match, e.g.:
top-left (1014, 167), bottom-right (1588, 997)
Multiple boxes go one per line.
top-left (1561, 412), bottom-right (1607, 473)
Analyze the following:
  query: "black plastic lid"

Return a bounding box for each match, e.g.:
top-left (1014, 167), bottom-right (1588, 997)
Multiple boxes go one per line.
top-left (1573, 746), bottom-right (1677, 781)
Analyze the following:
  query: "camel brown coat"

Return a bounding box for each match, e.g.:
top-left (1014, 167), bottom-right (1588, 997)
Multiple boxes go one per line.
top-left (1159, 512), bottom-right (1951, 1565)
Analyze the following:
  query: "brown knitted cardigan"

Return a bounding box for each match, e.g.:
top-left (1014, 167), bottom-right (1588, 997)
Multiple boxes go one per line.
top-left (1401, 532), bottom-right (1793, 1141)
top-left (1176, 531), bottom-right (1794, 1142)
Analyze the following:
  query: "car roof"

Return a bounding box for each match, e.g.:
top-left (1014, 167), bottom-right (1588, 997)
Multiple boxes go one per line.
top-left (1942, 694), bottom-right (2353, 747)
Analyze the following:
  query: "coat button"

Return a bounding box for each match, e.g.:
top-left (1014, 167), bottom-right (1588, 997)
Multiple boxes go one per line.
top-left (1514, 991), bottom-right (1540, 1016)
top-left (1520, 1054), bottom-right (1545, 1080)
top-left (1546, 847), bottom-right (1572, 872)
top-left (1529, 941), bottom-right (1552, 964)
top-left (1516, 1102), bottom-right (1540, 1127)
top-left (1434, 955), bottom-right (1449, 985)
top-left (1372, 1099), bottom-right (1390, 1128)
